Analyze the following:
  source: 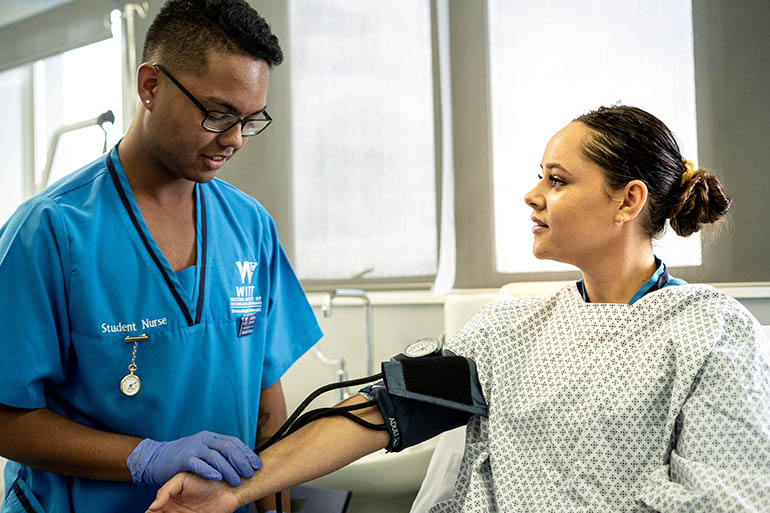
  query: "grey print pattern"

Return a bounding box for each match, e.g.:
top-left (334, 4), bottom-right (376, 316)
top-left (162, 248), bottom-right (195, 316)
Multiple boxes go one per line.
top-left (427, 284), bottom-right (770, 513)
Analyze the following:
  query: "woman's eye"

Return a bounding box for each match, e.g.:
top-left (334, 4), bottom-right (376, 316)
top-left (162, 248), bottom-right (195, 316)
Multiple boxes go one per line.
top-left (538, 172), bottom-right (564, 187)
top-left (550, 175), bottom-right (565, 187)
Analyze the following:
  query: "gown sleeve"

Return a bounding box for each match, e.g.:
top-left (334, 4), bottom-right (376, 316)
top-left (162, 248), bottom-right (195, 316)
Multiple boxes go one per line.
top-left (0, 197), bottom-right (72, 409)
top-left (637, 299), bottom-right (770, 512)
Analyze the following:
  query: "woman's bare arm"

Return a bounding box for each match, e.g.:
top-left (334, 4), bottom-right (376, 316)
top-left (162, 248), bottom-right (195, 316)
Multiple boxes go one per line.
top-left (147, 394), bottom-right (389, 513)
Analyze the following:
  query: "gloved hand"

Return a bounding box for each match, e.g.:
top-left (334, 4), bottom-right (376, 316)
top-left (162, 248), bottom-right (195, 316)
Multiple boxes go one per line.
top-left (126, 431), bottom-right (261, 486)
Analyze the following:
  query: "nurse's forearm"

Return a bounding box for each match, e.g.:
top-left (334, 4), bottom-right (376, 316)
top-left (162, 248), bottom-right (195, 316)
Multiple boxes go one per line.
top-left (235, 394), bottom-right (390, 507)
top-left (0, 404), bottom-right (139, 481)
top-left (254, 380), bottom-right (290, 512)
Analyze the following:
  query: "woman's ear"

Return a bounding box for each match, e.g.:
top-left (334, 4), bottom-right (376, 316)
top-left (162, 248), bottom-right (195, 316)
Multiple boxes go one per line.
top-left (136, 63), bottom-right (160, 109)
top-left (615, 179), bottom-right (648, 225)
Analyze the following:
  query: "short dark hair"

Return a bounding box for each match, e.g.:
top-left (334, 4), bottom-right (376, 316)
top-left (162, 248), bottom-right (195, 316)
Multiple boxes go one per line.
top-left (142, 0), bottom-right (283, 75)
top-left (575, 105), bottom-right (731, 238)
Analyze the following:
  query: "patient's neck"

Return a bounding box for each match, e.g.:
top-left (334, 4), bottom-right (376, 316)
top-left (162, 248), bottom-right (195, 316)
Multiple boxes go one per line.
top-left (579, 243), bottom-right (657, 304)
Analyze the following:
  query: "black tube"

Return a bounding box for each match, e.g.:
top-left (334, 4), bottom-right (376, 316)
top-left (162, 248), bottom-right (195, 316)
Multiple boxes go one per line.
top-left (260, 374), bottom-right (383, 513)
top-left (255, 373), bottom-right (382, 454)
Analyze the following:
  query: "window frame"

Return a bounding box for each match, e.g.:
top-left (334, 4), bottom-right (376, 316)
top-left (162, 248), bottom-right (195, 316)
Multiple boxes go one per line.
top-left (224, 0), bottom-right (770, 290)
top-left (449, 0), bottom-right (770, 289)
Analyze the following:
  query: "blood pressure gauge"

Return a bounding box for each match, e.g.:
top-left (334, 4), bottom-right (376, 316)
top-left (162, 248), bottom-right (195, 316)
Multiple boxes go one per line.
top-left (403, 337), bottom-right (444, 358)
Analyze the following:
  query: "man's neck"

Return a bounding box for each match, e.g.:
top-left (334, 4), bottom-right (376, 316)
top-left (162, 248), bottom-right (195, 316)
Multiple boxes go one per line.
top-left (118, 124), bottom-right (196, 206)
top-left (117, 125), bottom-right (198, 272)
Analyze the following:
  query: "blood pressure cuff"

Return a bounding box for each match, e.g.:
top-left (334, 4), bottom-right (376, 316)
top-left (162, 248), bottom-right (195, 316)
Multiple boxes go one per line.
top-left (359, 354), bottom-right (488, 452)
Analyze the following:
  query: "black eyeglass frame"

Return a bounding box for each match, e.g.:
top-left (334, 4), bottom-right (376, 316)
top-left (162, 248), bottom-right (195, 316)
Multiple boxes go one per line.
top-left (152, 63), bottom-right (272, 136)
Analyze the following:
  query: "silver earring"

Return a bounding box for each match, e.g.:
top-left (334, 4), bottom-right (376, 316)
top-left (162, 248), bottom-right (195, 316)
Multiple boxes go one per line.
top-left (145, 99), bottom-right (151, 105)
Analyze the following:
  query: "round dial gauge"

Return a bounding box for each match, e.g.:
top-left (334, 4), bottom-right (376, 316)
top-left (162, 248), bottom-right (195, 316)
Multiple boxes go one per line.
top-left (120, 374), bottom-right (141, 397)
top-left (404, 337), bottom-right (443, 358)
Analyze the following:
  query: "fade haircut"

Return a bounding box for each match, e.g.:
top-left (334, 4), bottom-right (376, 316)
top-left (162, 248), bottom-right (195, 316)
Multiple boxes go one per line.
top-left (142, 0), bottom-right (283, 75)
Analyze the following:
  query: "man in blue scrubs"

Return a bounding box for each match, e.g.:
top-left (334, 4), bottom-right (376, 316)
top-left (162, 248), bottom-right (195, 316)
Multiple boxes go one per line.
top-left (0, 1), bottom-right (321, 512)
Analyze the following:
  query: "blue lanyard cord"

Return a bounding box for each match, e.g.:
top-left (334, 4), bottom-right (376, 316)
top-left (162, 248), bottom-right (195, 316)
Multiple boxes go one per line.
top-left (576, 259), bottom-right (674, 305)
top-left (105, 153), bottom-right (208, 326)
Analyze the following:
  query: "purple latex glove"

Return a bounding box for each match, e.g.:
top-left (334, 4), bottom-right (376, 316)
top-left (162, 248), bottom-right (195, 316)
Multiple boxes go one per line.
top-left (126, 431), bottom-right (261, 486)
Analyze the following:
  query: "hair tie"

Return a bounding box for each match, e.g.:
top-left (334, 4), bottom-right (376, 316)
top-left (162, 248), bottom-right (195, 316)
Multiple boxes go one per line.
top-left (681, 160), bottom-right (696, 185)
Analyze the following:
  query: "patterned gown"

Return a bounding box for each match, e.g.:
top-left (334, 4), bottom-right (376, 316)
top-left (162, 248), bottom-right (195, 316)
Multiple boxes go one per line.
top-left (429, 284), bottom-right (770, 512)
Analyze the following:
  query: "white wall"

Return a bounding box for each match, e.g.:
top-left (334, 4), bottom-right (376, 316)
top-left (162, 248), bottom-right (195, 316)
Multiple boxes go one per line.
top-left (282, 300), bottom-right (445, 412)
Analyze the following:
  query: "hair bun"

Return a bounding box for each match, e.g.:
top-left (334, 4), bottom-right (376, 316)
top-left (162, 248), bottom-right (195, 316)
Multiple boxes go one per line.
top-left (669, 169), bottom-right (731, 237)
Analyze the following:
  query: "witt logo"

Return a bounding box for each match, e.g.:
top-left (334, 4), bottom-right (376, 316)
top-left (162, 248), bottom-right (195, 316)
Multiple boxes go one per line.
top-left (236, 261), bottom-right (258, 284)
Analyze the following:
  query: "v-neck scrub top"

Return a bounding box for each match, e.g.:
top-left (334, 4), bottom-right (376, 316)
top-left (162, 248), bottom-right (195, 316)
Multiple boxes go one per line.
top-left (0, 146), bottom-right (322, 513)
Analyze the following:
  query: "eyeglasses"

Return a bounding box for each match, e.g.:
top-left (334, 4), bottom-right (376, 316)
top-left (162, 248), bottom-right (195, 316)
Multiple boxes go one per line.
top-left (153, 63), bottom-right (272, 137)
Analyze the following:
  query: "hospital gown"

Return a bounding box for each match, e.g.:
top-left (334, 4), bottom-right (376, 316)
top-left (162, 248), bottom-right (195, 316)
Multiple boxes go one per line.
top-left (430, 284), bottom-right (770, 512)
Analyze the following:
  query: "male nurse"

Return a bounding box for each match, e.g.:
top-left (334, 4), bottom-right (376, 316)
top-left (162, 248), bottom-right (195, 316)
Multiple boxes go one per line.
top-left (0, 1), bottom-right (321, 512)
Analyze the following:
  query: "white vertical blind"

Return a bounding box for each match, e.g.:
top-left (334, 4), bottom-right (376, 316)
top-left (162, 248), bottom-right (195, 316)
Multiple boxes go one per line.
top-left (0, 66), bottom-right (32, 224)
top-left (0, 10), bottom-right (122, 228)
top-left (32, 15), bottom-right (123, 188)
top-left (488, 0), bottom-right (700, 274)
top-left (288, 0), bottom-right (437, 280)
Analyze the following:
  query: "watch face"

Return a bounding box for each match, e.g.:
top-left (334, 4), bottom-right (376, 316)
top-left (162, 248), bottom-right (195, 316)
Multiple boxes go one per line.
top-left (120, 374), bottom-right (141, 396)
top-left (404, 337), bottom-right (442, 358)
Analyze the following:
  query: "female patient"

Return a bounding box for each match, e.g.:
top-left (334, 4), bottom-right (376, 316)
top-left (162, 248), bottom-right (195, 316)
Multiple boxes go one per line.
top-left (146, 106), bottom-right (770, 513)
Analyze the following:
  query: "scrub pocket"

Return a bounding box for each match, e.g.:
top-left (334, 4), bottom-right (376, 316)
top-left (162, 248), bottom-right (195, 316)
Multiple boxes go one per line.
top-left (3, 475), bottom-right (45, 513)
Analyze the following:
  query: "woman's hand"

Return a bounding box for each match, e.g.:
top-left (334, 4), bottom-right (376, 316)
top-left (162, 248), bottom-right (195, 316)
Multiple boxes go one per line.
top-left (145, 472), bottom-right (242, 513)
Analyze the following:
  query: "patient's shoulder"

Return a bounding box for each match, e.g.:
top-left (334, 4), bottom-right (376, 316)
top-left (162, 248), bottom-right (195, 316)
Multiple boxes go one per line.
top-left (652, 284), bottom-right (765, 348)
top-left (476, 294), bottom-right (555, 327)
top-left (654, 283), bottom-right (750, 317)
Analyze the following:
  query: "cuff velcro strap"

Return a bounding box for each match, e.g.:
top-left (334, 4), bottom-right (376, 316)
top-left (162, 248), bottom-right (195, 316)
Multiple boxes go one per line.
top-left (382, 356), bottom-right (488, 417)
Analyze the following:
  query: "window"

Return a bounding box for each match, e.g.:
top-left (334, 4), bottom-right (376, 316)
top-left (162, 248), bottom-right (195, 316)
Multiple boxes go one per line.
top-left (487, 0), bottom-right (700, 274)
top-left (0, 66), bottom-right (32, 223)
top-left (33, 13), bottom-right (123, 187)
top-left (0, 10), bottom-right (122, 225)
top-left (288, 0), bottom-right (437, 282)
top-left (219, 1), bottom-right (770, 288)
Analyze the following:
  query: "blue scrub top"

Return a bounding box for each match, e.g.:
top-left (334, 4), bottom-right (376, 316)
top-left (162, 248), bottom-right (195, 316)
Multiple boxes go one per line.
top-left (0, 146), bottom-right (322, 513)
top-left (576, 257), bottom-right (687, 304)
